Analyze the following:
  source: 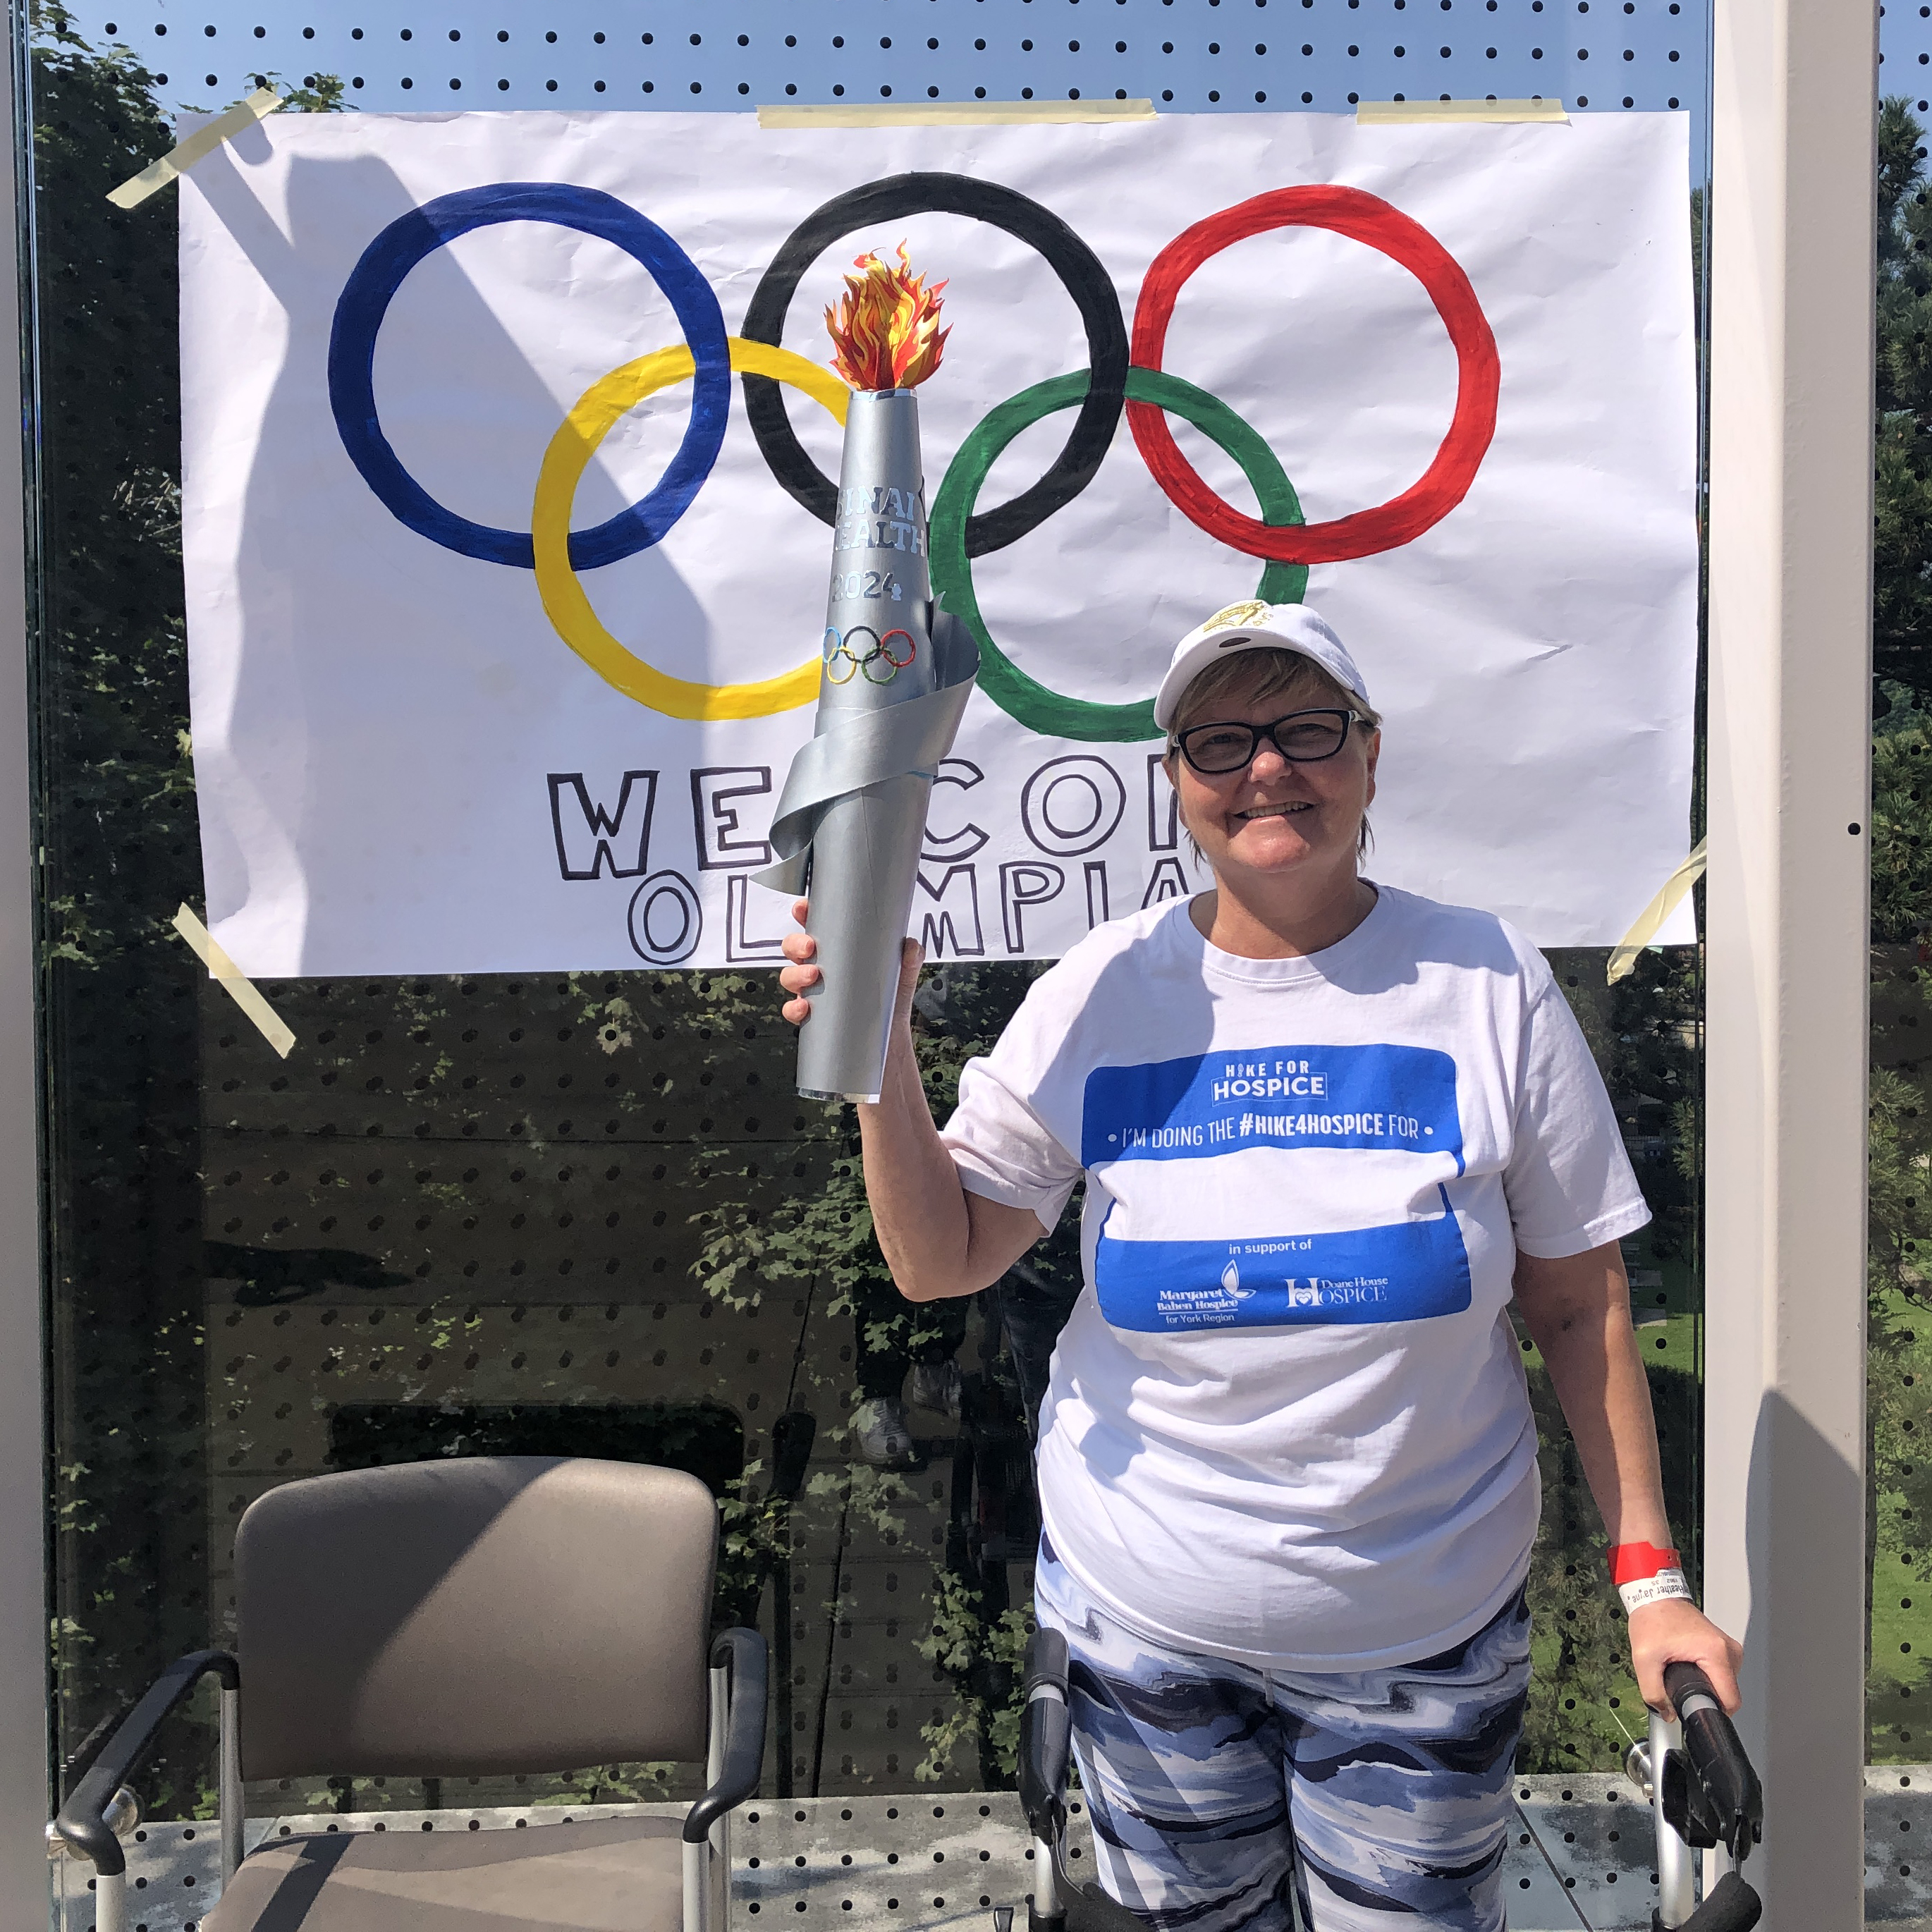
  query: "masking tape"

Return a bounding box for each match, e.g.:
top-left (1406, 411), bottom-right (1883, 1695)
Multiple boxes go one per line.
top-left (758, 98), bottom-right (1156, 128)
top-left (173, 905), bottom-right (297, 1058)
top-left (107, 87), bottom-right (283, 209)
top-left (1607, 838), bottom-right (1706, 985)
top-left (1357, 97), bottom-right (1570, 124)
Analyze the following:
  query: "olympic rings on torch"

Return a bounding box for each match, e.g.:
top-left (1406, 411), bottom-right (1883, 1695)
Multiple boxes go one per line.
top-left (821, 625), bottom-right (920, 685)
top-left (822, 628), bottom-right (864, 684)
top-left (1129, 185), bottom-right (1500, 565)
top-left (330, 174), bottom-right (1499, 731)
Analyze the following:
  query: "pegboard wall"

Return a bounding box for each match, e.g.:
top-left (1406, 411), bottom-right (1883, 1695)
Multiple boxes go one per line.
top-left (44, 1), bottom-right (1932, 176)
top-left (184, 965), bottom-right (1056, 1808)
top-left (40, 932), bottom-right (1704, 1822)
top-left (60, 0), bottom-right (1708, 123)
top-left (21, 0), bottom-right (1850, 1839)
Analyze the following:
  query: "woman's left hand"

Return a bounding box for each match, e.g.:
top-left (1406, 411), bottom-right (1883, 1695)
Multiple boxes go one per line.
top-left (1627, 1598), bottom-right (1744, 1716)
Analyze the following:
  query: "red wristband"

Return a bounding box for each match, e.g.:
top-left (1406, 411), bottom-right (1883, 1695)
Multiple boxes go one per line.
top-left (1609, 1541), bottom-right (1681, 1586)
top-left (1610, 1541), bottom-right (1693, 1614)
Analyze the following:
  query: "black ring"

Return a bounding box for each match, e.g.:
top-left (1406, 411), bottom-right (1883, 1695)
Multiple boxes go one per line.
top-left (740, 173), bottom-right (1129, 560)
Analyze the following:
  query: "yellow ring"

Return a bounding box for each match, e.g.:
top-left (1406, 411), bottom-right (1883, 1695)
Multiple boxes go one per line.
top-left (532, 338), bottom-right (850, 720)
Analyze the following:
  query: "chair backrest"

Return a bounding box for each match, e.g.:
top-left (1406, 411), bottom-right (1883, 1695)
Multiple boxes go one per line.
top-left (233, 1456), bottom-right (717, 1780)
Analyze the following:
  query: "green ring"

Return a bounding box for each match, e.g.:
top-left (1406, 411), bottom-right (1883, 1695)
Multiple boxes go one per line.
top-left (929, 367), bottom-right (1308, 744)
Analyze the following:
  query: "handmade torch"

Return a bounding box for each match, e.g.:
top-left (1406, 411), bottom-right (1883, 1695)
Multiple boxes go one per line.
top-left (754, 245), bottom-right (979, 1102)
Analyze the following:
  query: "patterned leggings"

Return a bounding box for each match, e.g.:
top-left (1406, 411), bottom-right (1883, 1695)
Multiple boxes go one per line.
top-left (1033, 1540), bottom-right (1532, 1932)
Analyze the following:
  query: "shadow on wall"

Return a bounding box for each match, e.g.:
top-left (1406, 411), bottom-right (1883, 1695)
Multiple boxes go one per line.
top-left (1740, 1386), bottom-right (1866, 1921)
top-left (205, 1239), bottom-right (410, 1304)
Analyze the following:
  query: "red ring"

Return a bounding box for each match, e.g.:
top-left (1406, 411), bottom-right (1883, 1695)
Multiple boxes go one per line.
top-left (879, 628), bottom-right (917, 668)
top-left (1127, 185), bottom-right (1500, 565)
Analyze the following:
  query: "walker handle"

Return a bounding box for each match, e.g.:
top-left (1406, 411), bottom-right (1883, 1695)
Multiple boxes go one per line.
top-left (1662, 1661), bottom-right (1763, 1864)
top-left (1019, 1630), bottom-right (1072, 1845)
top-left (1653, 1869), bottom-right (1761, 1932)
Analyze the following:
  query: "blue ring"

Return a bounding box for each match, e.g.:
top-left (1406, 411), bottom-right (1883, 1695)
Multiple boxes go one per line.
top-left (327, 183), bottom-right (730, 570)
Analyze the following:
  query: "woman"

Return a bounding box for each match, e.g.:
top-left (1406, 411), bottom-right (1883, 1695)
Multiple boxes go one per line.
top-left (780, 601), bottom-right (1740, 1932)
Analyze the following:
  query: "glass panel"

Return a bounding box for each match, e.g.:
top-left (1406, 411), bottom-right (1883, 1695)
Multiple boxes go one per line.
top-left (30, 0), bottom-right (1717, 1826)
top-left (1531, 950), bottom-right (1704, 1771)
top-left (1869, 92), bottom-right (1932, 1766)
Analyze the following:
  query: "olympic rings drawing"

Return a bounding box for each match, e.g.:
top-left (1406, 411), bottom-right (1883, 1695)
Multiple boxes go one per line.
top-left (822, 624), bottom-right (920, 686)
top-left (531, 337), bottom-right (845, 721)
top-left (930, 366), bottom-right (1310, 742)
top-left (738, 173), bottom-right (1129, 560)
top-left (329, 183), bottom-right (730, 570)
top-left (1129, 185), bottom-right (1500, 565)
top-left (329, 173), bottom-right (1498, 738)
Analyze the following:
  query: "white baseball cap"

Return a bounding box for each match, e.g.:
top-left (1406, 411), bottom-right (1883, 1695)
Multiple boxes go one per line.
top-left (1153, 601), bottom-right (1371, 733)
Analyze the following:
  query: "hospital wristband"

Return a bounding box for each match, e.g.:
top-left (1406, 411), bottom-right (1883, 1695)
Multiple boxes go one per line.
top-left (1610, 1541), bottom-right (1694, 1615)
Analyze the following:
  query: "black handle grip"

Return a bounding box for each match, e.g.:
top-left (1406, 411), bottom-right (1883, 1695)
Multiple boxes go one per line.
top-left (1014, 1636), bottom-right (1147, 1932)
top-left (1662, 1661), bottom-right (1719, 1715)
top-left (1662, 1663), bottom-right (1762, 1862)
top-left (1675, 1871), bottom-right (1763, 1932)
top-left (1019, 1630), bottom-right (1072, 1845)
top-left (1025, 1628), bottom-right (1070, 1699)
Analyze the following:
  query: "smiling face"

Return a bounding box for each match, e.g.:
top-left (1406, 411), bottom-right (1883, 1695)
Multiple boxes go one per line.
top-left (1163, 649), bottom-right (1381, 900)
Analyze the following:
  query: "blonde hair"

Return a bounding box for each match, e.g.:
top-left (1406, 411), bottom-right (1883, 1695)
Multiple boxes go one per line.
top-left (1163, 647), bottom-right (1381, 858)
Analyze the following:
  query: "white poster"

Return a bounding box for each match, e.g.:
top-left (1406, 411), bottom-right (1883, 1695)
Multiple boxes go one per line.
top-left (179, 108), bottom-right (1698, 976)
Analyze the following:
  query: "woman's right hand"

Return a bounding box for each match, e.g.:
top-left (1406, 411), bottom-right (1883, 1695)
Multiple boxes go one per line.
top-left (776, 900), bottom-right (926, 1037)
top-left (778, 898), bottom-right (819, 1027)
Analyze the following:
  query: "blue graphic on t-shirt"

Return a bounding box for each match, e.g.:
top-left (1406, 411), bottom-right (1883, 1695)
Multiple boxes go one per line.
top-left (1082, 1044), bottom-right (1462, 1173)
top-left (1093, 1190), bottom-right (1473, 1332)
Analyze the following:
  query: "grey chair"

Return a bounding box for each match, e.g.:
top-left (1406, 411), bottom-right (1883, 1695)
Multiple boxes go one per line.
top-left (56, 1456), bottom-right (766, 1932)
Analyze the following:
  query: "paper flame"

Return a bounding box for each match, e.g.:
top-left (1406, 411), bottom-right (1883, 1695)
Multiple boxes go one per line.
top-left (824, 241), bottom-right (950, 392)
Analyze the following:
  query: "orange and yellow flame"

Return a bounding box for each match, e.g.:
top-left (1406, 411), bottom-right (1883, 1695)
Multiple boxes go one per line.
top-left (824, 241), bottom-right (950, 392)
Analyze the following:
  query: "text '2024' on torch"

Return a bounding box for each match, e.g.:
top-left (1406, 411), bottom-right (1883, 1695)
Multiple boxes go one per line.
top-left (756, 245), bottom-right (979, 1102)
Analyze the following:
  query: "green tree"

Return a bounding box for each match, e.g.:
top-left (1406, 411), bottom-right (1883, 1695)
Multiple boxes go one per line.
top-left (1876, 96), bottom-right (1932, 703)
top-left (1866, 98), bottom-right (1932, 1756)
top-left (1864, 705), bottom-right (1932, 1754)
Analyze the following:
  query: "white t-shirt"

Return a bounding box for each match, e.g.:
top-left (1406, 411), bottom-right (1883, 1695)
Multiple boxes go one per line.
top-left (941, 886), bottom-right (1650, 1671)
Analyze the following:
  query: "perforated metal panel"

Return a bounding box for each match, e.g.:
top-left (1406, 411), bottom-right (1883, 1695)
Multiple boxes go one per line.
top-left (61, 0), bottom-right (1703, 121)
top-left (53, 1774), bottom-right (1932, 1932)
top-left (1888, 2), bottom-right (1932, 107)
top-left (30, 0), bottom-right (1737, 1856)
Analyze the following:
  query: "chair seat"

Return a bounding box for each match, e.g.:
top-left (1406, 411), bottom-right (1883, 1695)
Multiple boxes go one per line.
top-left (204, 1814), bottom-right (697, 1932)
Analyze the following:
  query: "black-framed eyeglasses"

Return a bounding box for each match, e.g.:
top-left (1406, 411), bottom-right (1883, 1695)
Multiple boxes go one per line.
top-left (1171, 709), bottom-right (1364, 776)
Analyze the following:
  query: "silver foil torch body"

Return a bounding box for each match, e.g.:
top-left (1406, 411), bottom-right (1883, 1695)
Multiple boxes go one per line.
top-left (755, 389), bottom-right (979, 1101)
